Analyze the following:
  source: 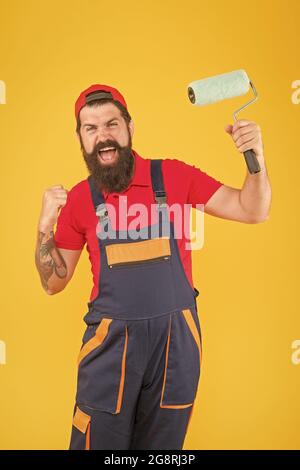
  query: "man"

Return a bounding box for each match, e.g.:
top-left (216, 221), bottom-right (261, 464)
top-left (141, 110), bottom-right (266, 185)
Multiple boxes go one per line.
top-left (35, 84), bottom-right (271, 450)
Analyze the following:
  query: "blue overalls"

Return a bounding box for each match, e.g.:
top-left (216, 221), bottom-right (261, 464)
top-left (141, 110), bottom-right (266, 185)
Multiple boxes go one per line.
top-left (69, 159), bottom-right (202, 450)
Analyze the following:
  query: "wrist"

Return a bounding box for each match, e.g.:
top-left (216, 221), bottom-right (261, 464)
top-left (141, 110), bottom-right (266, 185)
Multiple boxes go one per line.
top-left (38, 218), bottom-right (54, 234)
top-left (254, 153), bottom-right (266, 173)
top-left (256, 152), bottom-right (265, 163)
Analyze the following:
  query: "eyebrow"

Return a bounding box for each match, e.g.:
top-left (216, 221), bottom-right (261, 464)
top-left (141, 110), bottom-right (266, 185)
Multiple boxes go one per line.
top-left (83, 118), bottom-right (120, 128)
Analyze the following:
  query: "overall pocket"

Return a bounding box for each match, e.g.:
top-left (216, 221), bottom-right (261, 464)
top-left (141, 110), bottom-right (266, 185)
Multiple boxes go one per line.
top-left (160, 308), bottom-right (202, 409)
top-left (76, 317), bottom-right (128, 414)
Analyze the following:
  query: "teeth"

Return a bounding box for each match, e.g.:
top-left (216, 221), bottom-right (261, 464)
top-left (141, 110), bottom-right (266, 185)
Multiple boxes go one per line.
top-left (100, 147), bottom-right (115, 152)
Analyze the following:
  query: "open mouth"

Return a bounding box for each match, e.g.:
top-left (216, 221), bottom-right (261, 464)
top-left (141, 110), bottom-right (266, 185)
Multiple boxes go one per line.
top-left (98, 147), bottom-right (118, 163)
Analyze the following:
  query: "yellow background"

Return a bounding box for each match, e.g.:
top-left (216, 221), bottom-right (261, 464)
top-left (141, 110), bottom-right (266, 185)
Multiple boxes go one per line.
top-left (0, 0), bottom-right (299, 450)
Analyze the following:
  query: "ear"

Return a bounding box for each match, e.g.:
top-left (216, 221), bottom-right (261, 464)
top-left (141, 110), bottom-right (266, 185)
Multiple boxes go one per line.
top-left (128, 120), bottom-right (134, 138)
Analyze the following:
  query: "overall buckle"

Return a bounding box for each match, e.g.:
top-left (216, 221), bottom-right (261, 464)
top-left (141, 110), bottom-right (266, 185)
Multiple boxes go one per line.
top-left (155, 191), bottom-right (167, 208)
top-left (96, 204), bottom-right (109, 222)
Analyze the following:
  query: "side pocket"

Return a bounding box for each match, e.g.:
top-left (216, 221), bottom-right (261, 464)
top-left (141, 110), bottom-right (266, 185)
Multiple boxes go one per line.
top-left (77, 318), bottom-right (112, 366)
top-left (76, 318), bottom-right (128, 414)
top-left (71, 406), bottom-right (91, 450)
top-left (160, 309), bottom-right (202, 409)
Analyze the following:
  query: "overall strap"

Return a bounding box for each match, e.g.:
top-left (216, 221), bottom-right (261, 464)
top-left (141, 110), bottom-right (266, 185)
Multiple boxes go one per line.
top-left (87, 175), bottom-right (109, 224)
top-left (150, 159), bottom-right (170, 239)
top-left (87, 174), bottom-right (105, 207)
top-left (150, 159), bottom-right (167, 208)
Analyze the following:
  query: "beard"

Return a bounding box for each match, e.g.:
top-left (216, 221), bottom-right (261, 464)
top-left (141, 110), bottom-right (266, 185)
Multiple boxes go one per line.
top-left (79, 130), bottom-right (134, 194)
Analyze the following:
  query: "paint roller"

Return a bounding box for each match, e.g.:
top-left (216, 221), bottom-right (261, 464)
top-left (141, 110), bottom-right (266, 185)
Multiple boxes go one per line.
top-left (187, 69), bottom-right (261, 174)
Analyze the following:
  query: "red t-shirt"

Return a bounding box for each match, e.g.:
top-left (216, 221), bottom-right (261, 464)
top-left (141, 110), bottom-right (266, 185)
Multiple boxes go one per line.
top-left (54, 149), bottom-right (223, 303)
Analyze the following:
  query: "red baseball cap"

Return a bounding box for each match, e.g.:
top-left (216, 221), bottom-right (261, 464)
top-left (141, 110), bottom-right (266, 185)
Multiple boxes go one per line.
top-left (75, 84), bottom-right (128, 120)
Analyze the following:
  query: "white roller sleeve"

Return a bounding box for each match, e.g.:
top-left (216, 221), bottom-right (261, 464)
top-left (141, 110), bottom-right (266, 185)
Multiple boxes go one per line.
top-left (187, 69), bottom-right (250, 106)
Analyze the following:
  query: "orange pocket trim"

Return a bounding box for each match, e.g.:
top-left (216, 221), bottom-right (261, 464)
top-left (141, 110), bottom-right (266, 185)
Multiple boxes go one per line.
top-left (105, 237), bottom-right (171, 266)
top-left (77, 318), bottom-right (112, 366)
top-left (73, 407), bottom-right (91, 450)
top-left (114, 325), bottom-right (128, 414)
top-left (73, 406), bottom-right (91, 433)
top-left (182, 309), bottom-right (202, 364)
top-left (85, 422), bottom-right (91, 450)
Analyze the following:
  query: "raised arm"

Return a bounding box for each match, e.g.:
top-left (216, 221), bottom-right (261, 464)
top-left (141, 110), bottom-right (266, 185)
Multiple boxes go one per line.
top-left (205, 119), bottom-right (272, 223)
top-left (35, 185), bottom-right (82, 295)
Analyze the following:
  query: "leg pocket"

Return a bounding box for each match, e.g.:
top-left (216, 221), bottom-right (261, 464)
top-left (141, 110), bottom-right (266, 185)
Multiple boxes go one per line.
top-left (76, 317), bottom-right (128, 414)
top-left (160, 309), bottom-right (202, 409)
top-left (70, 406), bottom-right (91, 450)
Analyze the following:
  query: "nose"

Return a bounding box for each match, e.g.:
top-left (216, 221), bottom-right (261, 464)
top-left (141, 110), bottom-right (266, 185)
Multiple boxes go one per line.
top-left (95, 127), bottom-right (113, 146)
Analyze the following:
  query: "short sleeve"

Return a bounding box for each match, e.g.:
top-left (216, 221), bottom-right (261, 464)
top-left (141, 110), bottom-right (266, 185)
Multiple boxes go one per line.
top-left (186, 163), bottom-right (224, 207)
top-left (54, 190), bottom-right (86, 250)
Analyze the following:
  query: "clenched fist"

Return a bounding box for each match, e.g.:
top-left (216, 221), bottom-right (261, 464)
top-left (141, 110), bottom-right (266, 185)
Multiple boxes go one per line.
top-left (38, 184), bottom-right (68, 233)
top-left (225, 119), bottom-right (265, 170)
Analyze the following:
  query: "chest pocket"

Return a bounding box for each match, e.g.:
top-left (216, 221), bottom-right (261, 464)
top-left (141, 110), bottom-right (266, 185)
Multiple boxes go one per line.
top-left (105, 236), bottom-right (171, 269)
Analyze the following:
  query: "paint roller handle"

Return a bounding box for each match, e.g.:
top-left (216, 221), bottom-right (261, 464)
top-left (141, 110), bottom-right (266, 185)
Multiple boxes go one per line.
top-left (243, 149), bottom-right (261, 174)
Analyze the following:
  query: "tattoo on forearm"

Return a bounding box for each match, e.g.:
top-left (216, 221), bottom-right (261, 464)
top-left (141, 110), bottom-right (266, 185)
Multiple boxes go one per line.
top-left (35, 230), bottom-right (67, 291)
